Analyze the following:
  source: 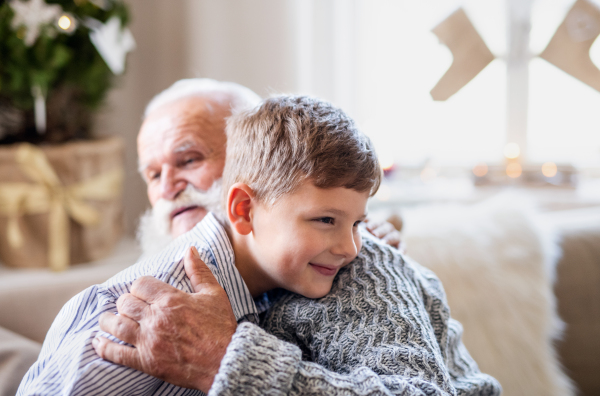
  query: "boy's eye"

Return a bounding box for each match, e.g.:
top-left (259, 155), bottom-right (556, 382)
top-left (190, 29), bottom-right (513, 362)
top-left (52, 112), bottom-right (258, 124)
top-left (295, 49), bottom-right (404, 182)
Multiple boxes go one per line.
top-left (316, 217), bottom-right (335, 225)
top-left (353, 220), bottom-right (362, 227)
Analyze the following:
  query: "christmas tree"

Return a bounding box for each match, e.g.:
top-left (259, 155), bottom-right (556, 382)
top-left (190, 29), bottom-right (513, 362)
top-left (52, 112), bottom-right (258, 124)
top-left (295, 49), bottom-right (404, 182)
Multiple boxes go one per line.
top-left (0, 0), bottom-right (134, 144)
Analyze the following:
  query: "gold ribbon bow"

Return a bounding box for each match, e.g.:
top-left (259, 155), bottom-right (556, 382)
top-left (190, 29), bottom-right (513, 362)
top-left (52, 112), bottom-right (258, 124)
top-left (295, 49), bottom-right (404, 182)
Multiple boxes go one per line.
top-left (0, 143), bottom-right (124, 271)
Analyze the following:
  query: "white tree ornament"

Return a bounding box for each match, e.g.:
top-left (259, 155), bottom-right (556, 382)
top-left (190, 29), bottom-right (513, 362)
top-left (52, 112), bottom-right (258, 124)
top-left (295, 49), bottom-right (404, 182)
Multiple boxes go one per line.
top-left (89, 16), bottom-right (136, 75)
top-left (9, 0), bottom-right (63, 46)
top-left (89, 0), bottom-right (110, 11)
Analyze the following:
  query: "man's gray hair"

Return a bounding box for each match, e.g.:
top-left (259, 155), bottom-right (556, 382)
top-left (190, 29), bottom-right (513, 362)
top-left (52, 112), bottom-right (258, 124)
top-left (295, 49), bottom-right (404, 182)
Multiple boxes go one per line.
top-left (144, 78), bottom-right (262, 118)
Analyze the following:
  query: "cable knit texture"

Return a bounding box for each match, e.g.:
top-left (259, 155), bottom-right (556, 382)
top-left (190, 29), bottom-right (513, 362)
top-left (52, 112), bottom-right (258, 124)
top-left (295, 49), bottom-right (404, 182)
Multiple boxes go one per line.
top-left (210, 232), bottom-right (501, 395)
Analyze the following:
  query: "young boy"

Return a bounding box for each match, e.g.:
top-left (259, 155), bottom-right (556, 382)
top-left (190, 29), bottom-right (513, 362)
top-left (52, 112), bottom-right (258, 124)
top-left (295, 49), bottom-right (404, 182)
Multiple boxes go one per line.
top-left (18, 96), bottom-right (500, 395)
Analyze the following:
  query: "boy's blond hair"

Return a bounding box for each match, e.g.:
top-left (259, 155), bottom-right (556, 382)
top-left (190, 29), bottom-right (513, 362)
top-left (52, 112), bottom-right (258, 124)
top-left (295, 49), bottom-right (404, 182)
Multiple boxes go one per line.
top-left (222, 95), bottom-right (381, 207)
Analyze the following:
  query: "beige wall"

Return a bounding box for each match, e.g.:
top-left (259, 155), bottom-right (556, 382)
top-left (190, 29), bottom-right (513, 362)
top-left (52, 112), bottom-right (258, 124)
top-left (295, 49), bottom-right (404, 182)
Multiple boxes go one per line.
top-left (185, 0), bottom-right (297, 96)
top-left (95, 0), bottom-right (302, 235)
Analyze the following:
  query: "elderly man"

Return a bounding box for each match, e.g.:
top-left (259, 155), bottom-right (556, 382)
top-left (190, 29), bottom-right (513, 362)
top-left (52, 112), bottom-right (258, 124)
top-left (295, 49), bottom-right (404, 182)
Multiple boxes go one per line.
top-left (134, 79), bottom-right (261, 253)
top-left (90, 80), bottom-right (497, 395)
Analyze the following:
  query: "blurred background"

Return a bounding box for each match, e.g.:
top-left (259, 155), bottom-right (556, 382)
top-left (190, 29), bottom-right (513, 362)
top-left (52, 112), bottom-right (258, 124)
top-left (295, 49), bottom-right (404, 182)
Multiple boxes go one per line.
top-left (93, 0), bottom-right (600, 234)
top-left (1, 1), bottom-right (599, 395)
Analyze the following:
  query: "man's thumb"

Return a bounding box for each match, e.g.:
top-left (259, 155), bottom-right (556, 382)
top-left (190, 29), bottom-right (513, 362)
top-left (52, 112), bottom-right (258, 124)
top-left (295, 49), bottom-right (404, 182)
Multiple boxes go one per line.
top-left (184, 246), bottom-right (218, 293)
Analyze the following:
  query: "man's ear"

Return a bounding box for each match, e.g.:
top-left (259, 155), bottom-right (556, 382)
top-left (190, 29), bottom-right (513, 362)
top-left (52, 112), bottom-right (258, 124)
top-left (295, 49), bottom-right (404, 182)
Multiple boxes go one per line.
top-left (226, 183), bottom-right (254, 235)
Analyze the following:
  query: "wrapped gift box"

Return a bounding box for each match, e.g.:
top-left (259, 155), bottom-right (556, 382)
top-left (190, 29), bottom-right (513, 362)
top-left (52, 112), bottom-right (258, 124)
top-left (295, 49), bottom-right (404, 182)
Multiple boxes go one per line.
top-left (0, 137), bottom-right (124, 270)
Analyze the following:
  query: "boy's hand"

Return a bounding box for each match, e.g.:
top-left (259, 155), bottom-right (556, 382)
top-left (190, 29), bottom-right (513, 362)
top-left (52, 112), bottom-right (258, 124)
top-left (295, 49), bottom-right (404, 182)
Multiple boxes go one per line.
top-left (364, 218), bottom-right (405, 253)
top-left (93, 247), bottom-right (237, 393)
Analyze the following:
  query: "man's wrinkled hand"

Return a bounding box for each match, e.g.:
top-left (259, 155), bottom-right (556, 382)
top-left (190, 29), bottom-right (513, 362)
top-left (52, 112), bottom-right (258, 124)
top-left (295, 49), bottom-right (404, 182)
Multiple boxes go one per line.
top-left (93, 247), bottom-right (237, 393)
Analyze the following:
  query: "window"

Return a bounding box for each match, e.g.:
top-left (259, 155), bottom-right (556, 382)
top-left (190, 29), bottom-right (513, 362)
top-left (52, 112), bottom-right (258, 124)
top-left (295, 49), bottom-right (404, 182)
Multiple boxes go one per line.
top-left (294, 0), bottom-right (600, 169)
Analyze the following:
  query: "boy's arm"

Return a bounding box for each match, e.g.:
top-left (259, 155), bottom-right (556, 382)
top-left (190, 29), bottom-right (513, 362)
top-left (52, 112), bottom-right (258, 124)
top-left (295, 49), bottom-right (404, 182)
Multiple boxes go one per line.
top-left (210, 322), bottom-right (450, 396)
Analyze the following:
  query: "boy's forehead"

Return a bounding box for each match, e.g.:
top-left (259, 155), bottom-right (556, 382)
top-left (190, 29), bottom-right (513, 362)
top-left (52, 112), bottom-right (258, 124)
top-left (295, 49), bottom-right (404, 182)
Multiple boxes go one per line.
top-left (274, 181), bottom-right (369, 216)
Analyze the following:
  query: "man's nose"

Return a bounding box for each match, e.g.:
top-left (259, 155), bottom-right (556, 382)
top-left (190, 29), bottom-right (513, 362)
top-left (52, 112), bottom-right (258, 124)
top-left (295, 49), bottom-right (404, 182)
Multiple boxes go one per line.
top-left (332, 229), bottom-right (358, 260)
top-left (160, 164), bottom-right (187, 200)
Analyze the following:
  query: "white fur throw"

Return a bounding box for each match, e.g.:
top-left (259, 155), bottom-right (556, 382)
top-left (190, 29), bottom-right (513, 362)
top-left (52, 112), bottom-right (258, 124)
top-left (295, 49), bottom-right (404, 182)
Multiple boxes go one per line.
top-left (400, 194), bottom-right (575, 396)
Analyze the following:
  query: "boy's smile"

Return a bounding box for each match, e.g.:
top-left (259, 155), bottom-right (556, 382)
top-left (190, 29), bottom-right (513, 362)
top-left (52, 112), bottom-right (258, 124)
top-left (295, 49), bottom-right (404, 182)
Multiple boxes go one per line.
top-left (309, 263), bottom-right (339, 276)
top-left (231, 181), bottom-right (370, 299)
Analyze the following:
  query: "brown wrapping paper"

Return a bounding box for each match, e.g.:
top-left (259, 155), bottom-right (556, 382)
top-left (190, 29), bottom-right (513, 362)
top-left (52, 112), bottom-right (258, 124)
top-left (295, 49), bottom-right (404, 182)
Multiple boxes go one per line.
top-left (0, 137), bottom-right (124, 269)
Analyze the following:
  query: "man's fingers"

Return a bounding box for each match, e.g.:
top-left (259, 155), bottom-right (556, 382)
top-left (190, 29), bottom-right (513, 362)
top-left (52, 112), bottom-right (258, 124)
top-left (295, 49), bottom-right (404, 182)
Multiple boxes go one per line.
top-left (364, 218), bottom-right (404, 250)
top-left (372, 222), bottom-right (395, 238)
top-left (383, 232), bottom-right (402, 250)
top-left (99, 312), bottom-right (140, 346)
top-left (93, 336), bottom-right (142, 371)
top-left (184, 246), bottom-right (220, 293)
top-left (363, 219), bottom-right (382, 232)
top-left (116, 293), bottom-right (149, 322)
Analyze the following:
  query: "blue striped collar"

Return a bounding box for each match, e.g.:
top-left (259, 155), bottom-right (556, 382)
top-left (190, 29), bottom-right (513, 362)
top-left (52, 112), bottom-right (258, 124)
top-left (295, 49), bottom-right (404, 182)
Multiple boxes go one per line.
top-left (189, 213), bottom-right (261, 323)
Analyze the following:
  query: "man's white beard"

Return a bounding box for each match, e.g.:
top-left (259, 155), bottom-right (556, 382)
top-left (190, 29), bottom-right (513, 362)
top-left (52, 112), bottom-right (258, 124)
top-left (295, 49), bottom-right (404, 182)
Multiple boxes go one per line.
top-left (137, 180), bottom-right (223, 257)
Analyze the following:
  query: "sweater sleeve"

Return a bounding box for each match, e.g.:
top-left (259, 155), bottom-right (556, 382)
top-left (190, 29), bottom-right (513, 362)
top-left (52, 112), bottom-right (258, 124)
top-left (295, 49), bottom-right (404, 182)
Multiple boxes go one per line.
top-left (209, 323), bottom-right (449, 396)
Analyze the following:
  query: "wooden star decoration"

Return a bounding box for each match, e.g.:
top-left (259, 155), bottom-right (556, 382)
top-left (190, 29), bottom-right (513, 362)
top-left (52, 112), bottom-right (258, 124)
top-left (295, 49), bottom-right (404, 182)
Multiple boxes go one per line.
top-left (9, 0), bottom-right (62, 46)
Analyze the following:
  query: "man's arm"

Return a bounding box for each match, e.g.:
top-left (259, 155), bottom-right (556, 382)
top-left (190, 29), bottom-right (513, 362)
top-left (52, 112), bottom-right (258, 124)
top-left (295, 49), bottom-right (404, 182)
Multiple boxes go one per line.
top-left (96, 249), bottom-right (449, 396)
top-left (94, 248), bottom-right (237, 393)
top-left (18, 249), bottom-right (209, 396)
top-left (17, 286), bottom-right (169, 395)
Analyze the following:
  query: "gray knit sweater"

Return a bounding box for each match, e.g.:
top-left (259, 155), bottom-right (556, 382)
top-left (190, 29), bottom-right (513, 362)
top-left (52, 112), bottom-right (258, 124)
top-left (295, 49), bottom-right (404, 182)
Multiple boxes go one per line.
top-left (209, 233), bottom-right (501, 396)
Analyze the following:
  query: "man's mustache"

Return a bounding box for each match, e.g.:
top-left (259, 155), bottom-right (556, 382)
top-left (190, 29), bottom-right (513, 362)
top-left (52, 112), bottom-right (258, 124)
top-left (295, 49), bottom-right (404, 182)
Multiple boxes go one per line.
top-left (137, 181), bottom-right (223, 256)
top-left (155, 181), bottom-right (223, 227)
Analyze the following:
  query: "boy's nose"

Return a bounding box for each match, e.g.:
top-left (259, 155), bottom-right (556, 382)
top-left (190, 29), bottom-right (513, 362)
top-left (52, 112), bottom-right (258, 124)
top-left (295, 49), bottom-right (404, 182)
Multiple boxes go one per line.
top-left (332, 230), bottom-right (359, 260)
top-left (160, 164), bottom-right (187, 201)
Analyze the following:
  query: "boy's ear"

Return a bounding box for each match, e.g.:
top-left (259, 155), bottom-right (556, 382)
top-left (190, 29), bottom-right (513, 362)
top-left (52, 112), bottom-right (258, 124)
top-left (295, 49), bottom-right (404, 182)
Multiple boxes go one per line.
top-left (226, 182), bottom-right (254, 235)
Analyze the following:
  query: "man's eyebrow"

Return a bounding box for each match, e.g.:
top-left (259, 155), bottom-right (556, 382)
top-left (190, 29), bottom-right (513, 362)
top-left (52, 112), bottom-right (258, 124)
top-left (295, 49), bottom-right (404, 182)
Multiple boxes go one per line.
top-left (173, 142), bottom-right (195, 153)
top-left (137, 142), bottom-right (208, 173)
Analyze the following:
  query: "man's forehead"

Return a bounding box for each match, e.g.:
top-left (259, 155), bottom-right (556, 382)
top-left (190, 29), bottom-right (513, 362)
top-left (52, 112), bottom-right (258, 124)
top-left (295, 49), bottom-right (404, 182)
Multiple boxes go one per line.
top-left (139, 96), bottom-right (227, 143)
top-left (137, 100), bottom-right (227, 169)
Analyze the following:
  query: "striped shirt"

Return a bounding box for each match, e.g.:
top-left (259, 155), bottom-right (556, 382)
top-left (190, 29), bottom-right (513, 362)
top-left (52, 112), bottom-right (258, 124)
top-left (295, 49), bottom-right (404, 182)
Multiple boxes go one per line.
top-left (17, 213), bottom-right (258, 396)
